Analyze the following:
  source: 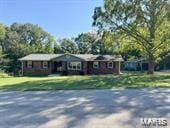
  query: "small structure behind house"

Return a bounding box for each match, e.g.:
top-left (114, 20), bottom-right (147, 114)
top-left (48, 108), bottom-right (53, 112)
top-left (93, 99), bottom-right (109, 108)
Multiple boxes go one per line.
top-left (124, 59), bottom-right (149, 71)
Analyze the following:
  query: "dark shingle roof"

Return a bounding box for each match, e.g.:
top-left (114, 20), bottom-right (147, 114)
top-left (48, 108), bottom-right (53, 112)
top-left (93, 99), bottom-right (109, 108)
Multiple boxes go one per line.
top-left (19, 53), bottom-right (123, 61)
top-left (19, 54), bottom-right (62, 61)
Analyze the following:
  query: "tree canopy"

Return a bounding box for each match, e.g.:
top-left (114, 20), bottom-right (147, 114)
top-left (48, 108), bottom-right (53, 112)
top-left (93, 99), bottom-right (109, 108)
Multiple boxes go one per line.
top-left (93, 0), bottom-right (170, 74)
top-left (0, 23), bottom-right (55, 73)
top-left (58, 38), bottom-right (78, 54)
top-left (75, 32), bottom-right (107, 54)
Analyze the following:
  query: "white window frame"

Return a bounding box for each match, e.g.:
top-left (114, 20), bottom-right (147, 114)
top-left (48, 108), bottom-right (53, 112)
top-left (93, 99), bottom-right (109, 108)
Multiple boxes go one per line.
top-left (107, 62), bottom-right (113, 68)
top-left (68, 62), bottom-right (81, 70)
top-left (43, 61), bottom-right (48, 69)
top-left (27, 61), bottom-right (33, 68)
top-left (93, 62), bottom-right (99, 69)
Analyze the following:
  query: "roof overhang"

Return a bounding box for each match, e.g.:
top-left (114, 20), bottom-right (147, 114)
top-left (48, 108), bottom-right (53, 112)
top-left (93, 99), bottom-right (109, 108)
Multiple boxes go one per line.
top-left (51, 53), bottom-right (86, 61)
top-left (19, 53), bottom-right (124, 62)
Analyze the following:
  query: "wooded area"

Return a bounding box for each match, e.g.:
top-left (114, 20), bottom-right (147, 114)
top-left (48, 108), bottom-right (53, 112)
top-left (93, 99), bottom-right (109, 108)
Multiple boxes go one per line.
top-left (0, 0), bottom-right (169, 75)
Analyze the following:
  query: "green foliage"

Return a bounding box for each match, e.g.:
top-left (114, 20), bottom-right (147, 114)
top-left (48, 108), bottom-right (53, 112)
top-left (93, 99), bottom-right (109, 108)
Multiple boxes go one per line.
top-left (156, 51), bottom-right (170, 70)
top-left (0, 23), bottom-right (55, 73)
top-left (93, 0), bottom-right (170, 74)
top-left (75, 32), bottom-right (108, 54)
top-left (9, 23), bottom-right (55, 54)
top-left (58, 38), bottom-right (78, 54)
top-left (75, 32), bottom-right (94, 54)
top-left (54, 43), bottom-right (64, 54)
top-left (0, 48), bottom-right (10, 71)
top-left (0, 24), bottom-right (6, 41)
top-left (0, 71), bottom-right (10, 78)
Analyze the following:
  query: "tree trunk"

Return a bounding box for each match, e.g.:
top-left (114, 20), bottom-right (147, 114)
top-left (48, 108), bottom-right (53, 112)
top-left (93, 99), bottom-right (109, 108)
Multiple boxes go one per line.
top-left (148, 54), bottom-right (155, 74)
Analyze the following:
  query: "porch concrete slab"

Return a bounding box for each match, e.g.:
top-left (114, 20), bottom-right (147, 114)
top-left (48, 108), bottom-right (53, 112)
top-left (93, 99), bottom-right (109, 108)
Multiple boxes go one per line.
top-left (0, 88), bottom-right (170, 128)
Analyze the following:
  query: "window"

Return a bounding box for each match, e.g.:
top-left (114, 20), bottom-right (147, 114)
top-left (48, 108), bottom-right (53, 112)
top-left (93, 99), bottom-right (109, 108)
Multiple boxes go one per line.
top-left (108, 62), bottom-right (113, 68)
top-left (93, 62), bottom-right (99, 68)
top-left (68, 62), bottom-right (81, 70)
top-left (43, 61), bottom-right (48, 69)
top-left (27, 61), bottom-right (33, 68)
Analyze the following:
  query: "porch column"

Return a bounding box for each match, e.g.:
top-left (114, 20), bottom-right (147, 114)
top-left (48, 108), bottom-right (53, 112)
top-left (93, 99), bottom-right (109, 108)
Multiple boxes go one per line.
top-left (82, 61), bottom-right (87, 75)
top-left (115, 61), bottom-right (120, 74)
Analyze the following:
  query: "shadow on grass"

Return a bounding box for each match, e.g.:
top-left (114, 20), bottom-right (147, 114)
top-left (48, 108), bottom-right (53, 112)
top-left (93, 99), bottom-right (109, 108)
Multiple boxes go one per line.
top-left (0, 73), bottom-right (170, 91)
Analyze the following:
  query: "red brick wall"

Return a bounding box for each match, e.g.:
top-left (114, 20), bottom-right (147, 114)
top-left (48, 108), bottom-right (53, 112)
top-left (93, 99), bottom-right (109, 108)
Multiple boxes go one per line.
top-left (22, 61), bottom-right (121, 76)
top-left (87, 61), bottom-right (120, 74)
top-left (114, 61), bottom-right (120, 74)
top-left (23, 61), bottom-right (52, 76)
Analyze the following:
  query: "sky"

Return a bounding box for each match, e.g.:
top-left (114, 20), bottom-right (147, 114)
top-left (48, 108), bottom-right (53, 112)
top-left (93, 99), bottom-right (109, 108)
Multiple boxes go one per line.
top-left (0, 0), bottom-right (103, 38)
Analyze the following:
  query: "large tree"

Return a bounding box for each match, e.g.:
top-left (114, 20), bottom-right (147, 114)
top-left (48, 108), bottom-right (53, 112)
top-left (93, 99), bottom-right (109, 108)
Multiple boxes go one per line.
top-left (93, 0), bottom-right (170, 74)
top-left (59, 38), bottom-right (78, 54)
top-left (10, 23), bottom-right (55, 53)
top-left (75, 32), bottom-right (107, 54)
top-left (75, 32), bottom-right (94, 54)
top-left (1, 23), bottom-right (55, 73)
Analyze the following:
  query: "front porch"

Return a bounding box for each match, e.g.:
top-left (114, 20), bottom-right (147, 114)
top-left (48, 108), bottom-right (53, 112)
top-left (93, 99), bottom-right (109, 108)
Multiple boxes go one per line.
top-left (51, 61), bottom-right (87, 75)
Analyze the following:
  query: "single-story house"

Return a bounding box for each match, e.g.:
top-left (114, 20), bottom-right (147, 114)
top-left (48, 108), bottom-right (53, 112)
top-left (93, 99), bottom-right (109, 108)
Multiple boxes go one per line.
top-left (124, 59), bottom-right (148, 71)
top-left (19, 53), bottom-right (123, 76)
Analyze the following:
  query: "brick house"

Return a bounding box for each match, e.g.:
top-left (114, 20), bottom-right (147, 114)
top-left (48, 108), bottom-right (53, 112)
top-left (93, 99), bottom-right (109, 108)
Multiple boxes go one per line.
top-left (19, 53), bottom-right (123, 76)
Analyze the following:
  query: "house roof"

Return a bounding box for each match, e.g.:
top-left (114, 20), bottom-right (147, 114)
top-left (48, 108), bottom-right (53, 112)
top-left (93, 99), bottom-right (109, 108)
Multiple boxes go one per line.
top-left (125, 59), bottom-right (148, 63)
top-left (19, 54), bottom-right (62, 61)
top-left (19, 53), bottom-right (123, 61)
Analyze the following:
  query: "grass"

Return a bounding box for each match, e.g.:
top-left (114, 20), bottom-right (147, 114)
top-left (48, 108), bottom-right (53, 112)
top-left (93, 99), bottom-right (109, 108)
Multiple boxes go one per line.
top-left (0, 72), bottom-right (169, 91)
top-left (0, 71), bottom-right (11, 78)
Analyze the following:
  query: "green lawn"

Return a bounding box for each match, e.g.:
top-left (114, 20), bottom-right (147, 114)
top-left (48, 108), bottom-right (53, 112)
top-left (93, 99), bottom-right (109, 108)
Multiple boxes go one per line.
top-left (0, 71), bottom-right (11, 78)
top-left (0, 72), bottom-right (169, 91)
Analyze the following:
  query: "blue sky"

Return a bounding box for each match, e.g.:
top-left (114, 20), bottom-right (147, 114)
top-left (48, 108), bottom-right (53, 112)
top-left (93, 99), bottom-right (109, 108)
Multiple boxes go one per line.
top-left (0, 0), bottom-right (103, 38)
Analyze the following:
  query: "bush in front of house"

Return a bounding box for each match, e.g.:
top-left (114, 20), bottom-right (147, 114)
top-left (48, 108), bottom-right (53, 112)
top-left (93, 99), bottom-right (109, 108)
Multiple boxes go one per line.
top-left (0, 70), bottom-right (11, 78)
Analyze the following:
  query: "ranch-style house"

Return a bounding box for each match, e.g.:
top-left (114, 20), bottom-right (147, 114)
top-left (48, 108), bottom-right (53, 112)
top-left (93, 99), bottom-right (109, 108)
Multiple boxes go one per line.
top-left (19, 53), bottom-right (123, 76)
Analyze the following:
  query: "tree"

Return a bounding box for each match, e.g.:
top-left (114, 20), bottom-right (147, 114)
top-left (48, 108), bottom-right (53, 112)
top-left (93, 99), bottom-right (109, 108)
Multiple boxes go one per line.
top-left (0, 47), bottom-right (10, 71)
top-left (0, 24), bottom-right (6, 51)
top-left (59, 38), bottom-right (78, 54)
top-left (54, 43), bottom-right (64, 53)
top-left (75, 33), bottom-right (93, 54)
top-left (10, 23), bottom-right (55, 53)
top-left (101, 31), bottom-right (123, 55)
top-left (75, 32), bottom-right (107, 54)
top-left (93, 0), bottom-right (170, 74)
top-left (1, 23), bottom-right (55, 73)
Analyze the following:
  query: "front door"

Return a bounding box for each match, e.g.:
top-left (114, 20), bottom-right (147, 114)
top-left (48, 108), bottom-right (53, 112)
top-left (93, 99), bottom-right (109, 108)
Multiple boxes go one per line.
top-left (54, 61), bottom-right (62, 72)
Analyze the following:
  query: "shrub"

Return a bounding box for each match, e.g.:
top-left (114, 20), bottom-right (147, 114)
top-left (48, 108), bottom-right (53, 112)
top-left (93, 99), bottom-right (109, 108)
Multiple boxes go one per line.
top-left (0, 70), bottom-right (10, 78)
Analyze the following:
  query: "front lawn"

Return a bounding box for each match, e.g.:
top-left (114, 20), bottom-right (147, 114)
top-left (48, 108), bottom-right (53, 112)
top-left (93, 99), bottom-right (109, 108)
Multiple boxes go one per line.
top-left (0, 71), bottom-right (11, 78)
top-left (0, 72), bottom-right (169, 91)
